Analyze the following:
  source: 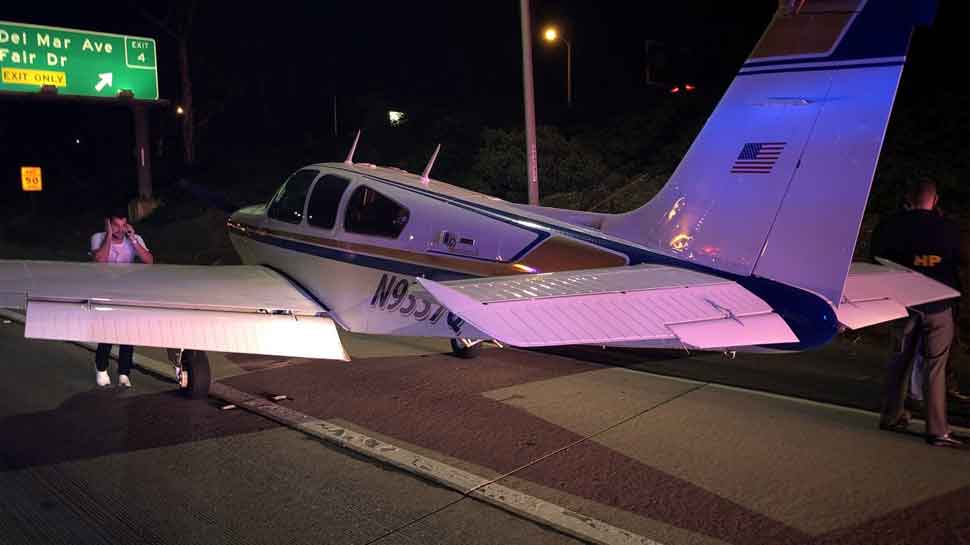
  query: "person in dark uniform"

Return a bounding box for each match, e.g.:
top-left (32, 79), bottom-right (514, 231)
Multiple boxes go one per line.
top-left (871, 179), bottom-right (964, 447)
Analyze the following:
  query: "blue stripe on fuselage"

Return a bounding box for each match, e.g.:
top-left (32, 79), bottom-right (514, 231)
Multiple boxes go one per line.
top-left (737, 60), bottom-right (903, 76)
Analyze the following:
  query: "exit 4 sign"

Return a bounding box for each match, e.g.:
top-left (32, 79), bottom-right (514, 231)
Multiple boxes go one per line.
top-left (0, 20), bottom-right (158, 100)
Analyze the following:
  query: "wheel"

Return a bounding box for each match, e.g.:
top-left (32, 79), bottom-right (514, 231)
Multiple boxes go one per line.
top-left (179, 350), bottom-right (211, 399)
top-left (450, 338), bottom-right (482, 359)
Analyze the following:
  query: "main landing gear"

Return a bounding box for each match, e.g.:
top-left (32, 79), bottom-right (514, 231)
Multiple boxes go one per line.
top-left (171, 348), bottom-right (211, 399)
top-left (450, 338), bottom-right (483, 359)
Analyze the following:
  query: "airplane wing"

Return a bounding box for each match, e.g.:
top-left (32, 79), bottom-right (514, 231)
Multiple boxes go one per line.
top-left (417, 264), bottom-right (799, 349)
top-left (0, 260), bottom-right (348, 361)
top-left (835, 258), bottom-right (960, 330)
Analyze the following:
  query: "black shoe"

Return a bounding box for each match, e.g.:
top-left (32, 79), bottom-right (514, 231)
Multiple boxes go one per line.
top-left (879, 412), bottom-right (911, 431)
top-left (926, 434), bottom-right (965, 448)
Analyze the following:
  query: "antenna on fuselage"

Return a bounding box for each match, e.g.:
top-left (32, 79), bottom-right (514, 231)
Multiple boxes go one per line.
top-left (344, 130), bottom-right (361, 165)
top-left (420, 144), bottom-right (441, 185)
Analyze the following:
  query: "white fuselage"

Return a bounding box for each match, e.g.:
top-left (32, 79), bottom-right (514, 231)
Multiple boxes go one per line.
top-left (227, 162), bottom-right (640, 340)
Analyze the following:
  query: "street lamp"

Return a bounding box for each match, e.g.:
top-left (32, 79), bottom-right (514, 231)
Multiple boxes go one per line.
top-left (542, 25), bottom-right (572, 108)
top-left (520, 0), bottom-right (539, 206)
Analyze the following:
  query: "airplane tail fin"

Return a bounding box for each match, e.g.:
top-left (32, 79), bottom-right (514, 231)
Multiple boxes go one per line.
top-left (603, 0), bottom-right (936, 306)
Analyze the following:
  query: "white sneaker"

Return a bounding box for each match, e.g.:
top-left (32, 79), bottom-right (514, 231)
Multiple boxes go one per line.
top-left (96, 369), bottom-right (111, 387)
top-left (118, 374), bottom-right (132, 388)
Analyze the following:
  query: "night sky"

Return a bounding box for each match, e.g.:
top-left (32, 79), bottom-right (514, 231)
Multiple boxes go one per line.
top-left (0, 1), bottom-right (966, 213)
top-left (1, 2), bottom-right (777, 112)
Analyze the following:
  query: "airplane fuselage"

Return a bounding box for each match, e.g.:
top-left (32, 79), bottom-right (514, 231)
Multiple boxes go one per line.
top-left (227, 162), bottom-right (838, 351)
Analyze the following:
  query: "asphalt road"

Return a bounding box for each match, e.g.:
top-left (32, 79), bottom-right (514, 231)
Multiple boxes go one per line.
top-left (0, 321), bottom-right (582, 545)
top-left (2, 318), bottom-right (969, 545)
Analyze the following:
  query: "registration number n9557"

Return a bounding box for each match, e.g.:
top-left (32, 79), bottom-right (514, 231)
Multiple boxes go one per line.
top-left (369, 274), bottom-right (464, 334)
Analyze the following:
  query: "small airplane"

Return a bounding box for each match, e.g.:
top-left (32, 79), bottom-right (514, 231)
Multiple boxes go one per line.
top-left (1, 0), bottom-right (953, 398)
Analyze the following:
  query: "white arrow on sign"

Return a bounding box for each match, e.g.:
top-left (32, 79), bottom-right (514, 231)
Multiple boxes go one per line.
top-left (94, 72), bottom-right (113, 92)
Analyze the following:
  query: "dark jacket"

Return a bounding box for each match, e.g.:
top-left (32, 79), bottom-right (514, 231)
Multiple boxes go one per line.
top-left (870, 209), bottom-right (963, 313)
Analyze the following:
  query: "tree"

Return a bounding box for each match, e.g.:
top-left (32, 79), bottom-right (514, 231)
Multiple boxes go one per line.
top-left (468, 126), bottom-right (611, 204)
top-left (135, 2), bottom-right (197, 166)
top-left (137, 2), bottom-right (240, 169)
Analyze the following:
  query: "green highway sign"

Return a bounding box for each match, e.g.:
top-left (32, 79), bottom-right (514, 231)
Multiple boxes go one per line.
top-left (0, 20), bottom-right (158, 100)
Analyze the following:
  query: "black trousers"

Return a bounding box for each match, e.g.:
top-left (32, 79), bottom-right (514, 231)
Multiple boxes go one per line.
top-left (95, 344), bottom-right (134, 376)
top-left (881, 309), bottom-right (953, 437)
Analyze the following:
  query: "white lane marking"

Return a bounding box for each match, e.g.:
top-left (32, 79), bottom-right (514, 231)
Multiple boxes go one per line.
top-left (210, 382), bottom-right (665, 545)
top-left (610, 365), bottom-right (970, 433)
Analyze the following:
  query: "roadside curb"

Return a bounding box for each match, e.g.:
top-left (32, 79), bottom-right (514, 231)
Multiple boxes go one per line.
top-left (209, 382), bottom-right (665, 545)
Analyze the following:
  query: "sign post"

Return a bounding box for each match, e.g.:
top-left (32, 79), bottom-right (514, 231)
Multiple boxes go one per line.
top-left (20, 165), bottom-right (42, 215)
top-left (2, 20), bottom-right (161, 201)
top-left (133, 104), bottom-right (151, 199)
top-left (0, 20), bottom-right (158, 100)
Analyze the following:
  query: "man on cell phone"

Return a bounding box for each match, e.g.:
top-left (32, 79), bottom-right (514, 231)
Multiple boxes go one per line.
top-left (90, 204), bottom-right (154, 388)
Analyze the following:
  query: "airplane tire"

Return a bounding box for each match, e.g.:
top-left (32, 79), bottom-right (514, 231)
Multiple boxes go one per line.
top-left (179, 350), bottom-right (211, 399)
top-left (450, 338), bottom-right (481, 359)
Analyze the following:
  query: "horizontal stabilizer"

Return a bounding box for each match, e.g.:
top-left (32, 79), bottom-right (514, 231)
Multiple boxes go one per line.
top-left (418, 265), bottom-right (797, 349)
top-left (836, 259), bottom-right (960, 330)
top-left (834, 298), bottom-right (908, 330)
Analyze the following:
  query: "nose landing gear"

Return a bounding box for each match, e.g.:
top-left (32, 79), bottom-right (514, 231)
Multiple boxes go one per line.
top-left (450, 338), bottom-right (483, 359)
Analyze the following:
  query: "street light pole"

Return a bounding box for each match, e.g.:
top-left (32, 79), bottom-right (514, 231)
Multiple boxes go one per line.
top-left (520, 0), bottom-right (540, 206)
top-left (566, 39), bottom-right (572, 108)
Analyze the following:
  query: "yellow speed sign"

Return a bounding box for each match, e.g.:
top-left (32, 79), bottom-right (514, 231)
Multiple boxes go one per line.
top-left (21, 166), bottom-right (42, 192)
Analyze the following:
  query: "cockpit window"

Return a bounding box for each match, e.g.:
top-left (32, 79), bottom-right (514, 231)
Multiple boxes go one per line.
top-left (306, 175), bottom-right (350, 230)
top-left (267, 170), bottom-right (318, 224)
top-left (344, 185), bottom-right (410, 238)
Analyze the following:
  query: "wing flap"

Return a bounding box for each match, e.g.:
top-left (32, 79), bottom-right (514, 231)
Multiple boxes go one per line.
top-left (836, 259), bottom-right (960, 329)
top-left (419, 266), bottom-right (798, 349)
top-left (1, 260), bottom-right (348, 359)
top-left (25, 301), bottom-right (349, 361)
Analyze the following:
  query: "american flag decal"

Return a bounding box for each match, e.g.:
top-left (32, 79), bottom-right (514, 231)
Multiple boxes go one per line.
top-left (731, 142), bottom-right (786, 174)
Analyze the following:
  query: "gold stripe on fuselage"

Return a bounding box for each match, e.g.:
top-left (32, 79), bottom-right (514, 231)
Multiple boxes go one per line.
top-left (516, 235), bottom-right (627, 272)
top-left (228, 221), bottom-right (628, 277)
